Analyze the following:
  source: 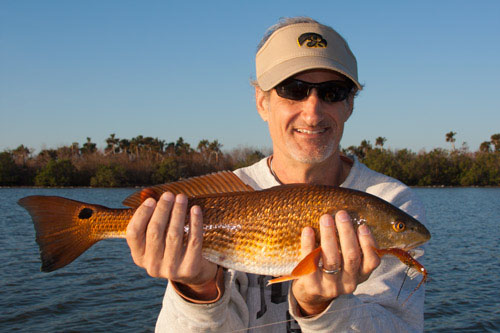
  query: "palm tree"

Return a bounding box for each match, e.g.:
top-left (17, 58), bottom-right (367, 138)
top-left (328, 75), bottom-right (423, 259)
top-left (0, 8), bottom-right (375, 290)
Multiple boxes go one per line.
top-left (175, 137), bottom-right (192, 156)
top-left (479, 141), bottom-right (491, 153)
top-left (81, 137), bottom-right (97, 154)
top-left (142, 136), bottom-right (155, 152)
top-left (130, 135), bottom-right (144, 157)
top-left (164, 142), bottom-right (175, 156)
top-left (375, 137), bottom-right (387, 148)
top-left (359, 139), bottom-right (372, 157)
top-left (71, 142), bottom-right (80, 156)
top-left (344, 145), bottom-right (362, 159)
top-left (208, 140), bottom-right (223, 163)
top-left (491, 133), bottom-right (500, 152)
top-left (119, 139), bottom-right (130, 155)
top-left (197, 139), bottom-right (210, 152)
top-left (105, 134), bottom-right (119, 155)
top-left (445, 131), bottom-right (456, 150)
top-left (197, 139), bottom-right (210, 161)
top-left (151, 137), bottom-right (165, 160)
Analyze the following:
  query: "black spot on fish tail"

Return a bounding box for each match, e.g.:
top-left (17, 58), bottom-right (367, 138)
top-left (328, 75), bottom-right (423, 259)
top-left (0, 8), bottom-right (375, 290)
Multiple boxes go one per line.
top-left (78, 208), bottom-right (93, 219)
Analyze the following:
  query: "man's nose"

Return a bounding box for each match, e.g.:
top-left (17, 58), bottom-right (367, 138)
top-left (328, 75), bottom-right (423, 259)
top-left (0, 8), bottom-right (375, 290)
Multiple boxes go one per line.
top-left (301, 89), bottom-right (324, 125)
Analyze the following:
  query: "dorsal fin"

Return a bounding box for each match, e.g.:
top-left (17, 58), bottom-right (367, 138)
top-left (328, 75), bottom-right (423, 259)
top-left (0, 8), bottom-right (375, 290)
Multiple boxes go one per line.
top-left (122, 171), bottom-right (254, 208)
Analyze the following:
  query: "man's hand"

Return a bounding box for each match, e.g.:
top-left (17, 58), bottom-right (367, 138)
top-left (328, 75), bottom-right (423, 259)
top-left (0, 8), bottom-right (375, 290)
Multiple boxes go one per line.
top-left (126, 192), bottom-right (219, 301)
top-left (291, 210), bottom-right (381, 316)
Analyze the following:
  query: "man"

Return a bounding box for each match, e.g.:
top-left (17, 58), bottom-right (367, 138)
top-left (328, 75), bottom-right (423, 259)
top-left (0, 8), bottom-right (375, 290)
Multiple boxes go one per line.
top-left (126, 17), bottom-right (426, 332)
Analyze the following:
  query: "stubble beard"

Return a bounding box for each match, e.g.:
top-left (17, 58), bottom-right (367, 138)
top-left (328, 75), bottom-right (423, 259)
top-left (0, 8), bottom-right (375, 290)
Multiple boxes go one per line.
top-left (285, 134), bottom-right (338, 164)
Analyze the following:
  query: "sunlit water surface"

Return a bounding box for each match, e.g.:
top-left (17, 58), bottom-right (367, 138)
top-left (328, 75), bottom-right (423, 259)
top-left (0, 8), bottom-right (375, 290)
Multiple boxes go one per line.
top-left (0, 187), bottom-right (499, 332)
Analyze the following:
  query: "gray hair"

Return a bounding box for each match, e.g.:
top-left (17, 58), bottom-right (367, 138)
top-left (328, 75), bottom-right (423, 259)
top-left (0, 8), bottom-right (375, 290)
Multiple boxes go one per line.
top-left (257, 17), bottom-right (320, 52)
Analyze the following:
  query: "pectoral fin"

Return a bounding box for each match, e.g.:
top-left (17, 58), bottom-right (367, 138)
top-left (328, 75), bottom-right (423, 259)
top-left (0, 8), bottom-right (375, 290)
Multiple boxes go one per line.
top-left (267, 247), bottom-right (322, 285)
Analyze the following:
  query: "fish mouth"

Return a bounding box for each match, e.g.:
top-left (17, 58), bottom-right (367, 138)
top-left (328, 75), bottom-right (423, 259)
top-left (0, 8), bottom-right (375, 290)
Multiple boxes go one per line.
top-left (402, 239), bottom-right (428, 251)
top-left (402, 224), bottom-right (431, 251)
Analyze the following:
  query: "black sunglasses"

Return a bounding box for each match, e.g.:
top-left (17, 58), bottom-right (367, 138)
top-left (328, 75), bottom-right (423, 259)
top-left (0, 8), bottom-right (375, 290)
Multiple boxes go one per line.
top-left (275, 79), bottom-right (352, 103)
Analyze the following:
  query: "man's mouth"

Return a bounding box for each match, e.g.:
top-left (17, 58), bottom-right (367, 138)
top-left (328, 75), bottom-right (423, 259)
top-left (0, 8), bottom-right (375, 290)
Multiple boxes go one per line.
top-left (294, 128), bottom-right (328, 135)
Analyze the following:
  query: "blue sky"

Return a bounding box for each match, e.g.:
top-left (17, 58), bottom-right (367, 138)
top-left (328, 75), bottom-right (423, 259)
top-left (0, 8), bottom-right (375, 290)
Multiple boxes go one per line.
top-left (1, 0), bottom-right (499, 154)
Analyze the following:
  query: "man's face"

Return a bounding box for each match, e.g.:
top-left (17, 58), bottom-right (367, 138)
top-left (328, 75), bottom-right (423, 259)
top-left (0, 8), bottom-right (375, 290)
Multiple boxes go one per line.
top-left (256, 70), bottom-right (353, 164)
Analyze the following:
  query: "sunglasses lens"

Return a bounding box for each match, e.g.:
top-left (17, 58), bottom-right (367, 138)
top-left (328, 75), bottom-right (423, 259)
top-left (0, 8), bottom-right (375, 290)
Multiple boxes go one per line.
top-left (275, 80), bottom-right (308, 100)
top-left (319, 82), bottom-right (350, 103)
top-left (275, 79), bottom-right (351, 103)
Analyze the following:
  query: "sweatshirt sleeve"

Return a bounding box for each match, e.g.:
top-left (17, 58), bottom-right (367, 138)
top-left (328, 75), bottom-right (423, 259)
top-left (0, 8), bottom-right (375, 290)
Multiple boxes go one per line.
top-left (288, 251), bottom-right (425, 332)
top-left (155, 270), bottom-right (250, 332)
top-left (289, 171), bottom-right (427, 332)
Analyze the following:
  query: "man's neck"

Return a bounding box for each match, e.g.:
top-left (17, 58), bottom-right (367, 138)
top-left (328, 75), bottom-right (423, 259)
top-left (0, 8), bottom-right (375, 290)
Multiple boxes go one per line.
top-left (269, 151), bottom-right (351, 186)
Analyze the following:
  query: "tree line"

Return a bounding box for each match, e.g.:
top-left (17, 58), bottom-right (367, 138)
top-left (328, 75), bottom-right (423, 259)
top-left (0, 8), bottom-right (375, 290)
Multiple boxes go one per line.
top-left (343, 133), bottom-right (500, 186)
top-left (0, 135), bottom-right (267, 187)
top-left (0, 133), bottom-right (499, 187)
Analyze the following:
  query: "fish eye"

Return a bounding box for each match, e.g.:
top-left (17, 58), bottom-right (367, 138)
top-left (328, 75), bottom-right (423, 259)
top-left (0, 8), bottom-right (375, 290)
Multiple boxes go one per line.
top-left (392, 221), bottom-right (406, 232)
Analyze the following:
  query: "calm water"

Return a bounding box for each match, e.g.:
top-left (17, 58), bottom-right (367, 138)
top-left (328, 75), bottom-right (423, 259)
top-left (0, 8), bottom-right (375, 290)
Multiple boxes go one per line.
top-left (0, 187), bottom-right (499, 332)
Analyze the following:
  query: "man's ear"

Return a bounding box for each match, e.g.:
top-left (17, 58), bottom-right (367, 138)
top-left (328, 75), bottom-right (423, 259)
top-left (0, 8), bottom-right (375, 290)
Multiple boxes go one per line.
top-left (344, 95), bottom-right (354, 121)
top-left (255, 86), bottom-right (269, 122)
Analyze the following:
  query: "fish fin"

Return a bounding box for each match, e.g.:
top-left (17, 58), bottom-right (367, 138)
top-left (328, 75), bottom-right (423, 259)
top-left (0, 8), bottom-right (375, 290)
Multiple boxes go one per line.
top-left (18, 196), bottom-right (105, 272)
top-left (268, 247), bottom-right (322, 285)
top-left (122, 171), bottom-right (254, 208)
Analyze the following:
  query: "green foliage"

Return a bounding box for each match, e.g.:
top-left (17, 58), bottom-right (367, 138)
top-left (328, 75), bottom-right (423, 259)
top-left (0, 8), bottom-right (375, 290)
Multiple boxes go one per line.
top-left (489, 133), bottom-right (500, 152)
top-left (35, 159), bottom-right (77, 186)
top-left (90, 164), bottom-right (127, 187)
top-left (445, 131), bottom-right (457, 150)
top-left (459, 152), bottom-right (500, 186)
top-left (375, 137), bottom-right (386, 147)
top-left (80, 137), bottom-right (97, 154)
top-left (0, 152), bottom-right (19, 185)
top-left (232, 149), bottom-right (265, 169)
top-left (152, 157), bottom-right (183, 183)
top-left (174, 137), bottom-right (193, 156)
top-left (360, 144), bottom-right (500, 186)
top-left (480, 141), bottom-right (492, 153)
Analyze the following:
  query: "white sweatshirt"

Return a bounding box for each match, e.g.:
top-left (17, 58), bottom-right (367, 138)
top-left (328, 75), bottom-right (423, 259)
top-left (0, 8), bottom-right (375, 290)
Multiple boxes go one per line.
top-left (156, 157), bottom-right (427, 332)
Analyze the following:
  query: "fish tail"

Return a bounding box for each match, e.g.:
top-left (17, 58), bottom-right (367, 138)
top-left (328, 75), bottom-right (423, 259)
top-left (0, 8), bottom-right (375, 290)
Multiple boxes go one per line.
top-left (18, 195), bottom-right (106, 272)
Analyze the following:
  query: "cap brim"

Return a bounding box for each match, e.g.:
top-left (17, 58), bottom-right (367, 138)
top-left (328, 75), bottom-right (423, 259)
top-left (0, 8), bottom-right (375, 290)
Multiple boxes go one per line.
top-left (257, 56), bottom-right (362, 91)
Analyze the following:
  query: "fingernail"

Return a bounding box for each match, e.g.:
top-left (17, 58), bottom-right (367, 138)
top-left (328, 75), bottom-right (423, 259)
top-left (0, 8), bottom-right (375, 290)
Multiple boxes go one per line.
top-left (337, 211), bottom-right (350, 223)
top-left (359, 224), bottom-right (370, 235)
top-left (302, 227), bottom-right (314, 237)
top-left (175, 194), bottom-right (187, 204)
top-left (161, 192), bottom-right (174, 202)
top-left (143, 198), bottom-right (155, 207)
top-left (192, 205), bottom-right (202, 215)
top-left (320, 215), bottom-right (333, 227)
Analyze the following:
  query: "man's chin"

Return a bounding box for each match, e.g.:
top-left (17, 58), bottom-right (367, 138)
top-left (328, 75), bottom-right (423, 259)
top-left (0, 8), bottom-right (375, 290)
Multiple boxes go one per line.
top-left (287, 145), bottom-right (336, 164)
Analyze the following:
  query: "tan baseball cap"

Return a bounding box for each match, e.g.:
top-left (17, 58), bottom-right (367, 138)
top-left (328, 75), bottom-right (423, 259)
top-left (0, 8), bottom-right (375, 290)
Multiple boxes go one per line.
top-left (256, 22), bottom-right (361, 91)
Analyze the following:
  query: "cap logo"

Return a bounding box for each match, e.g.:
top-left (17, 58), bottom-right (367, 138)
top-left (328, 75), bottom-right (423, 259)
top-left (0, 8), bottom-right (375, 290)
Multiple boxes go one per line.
top-left (297, 32), bottom-right (327, 48)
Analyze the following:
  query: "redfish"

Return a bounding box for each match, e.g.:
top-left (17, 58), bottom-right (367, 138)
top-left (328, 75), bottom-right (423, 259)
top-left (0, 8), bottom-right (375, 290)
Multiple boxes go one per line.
top-left (18, 171), bottom-right (430, 285)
